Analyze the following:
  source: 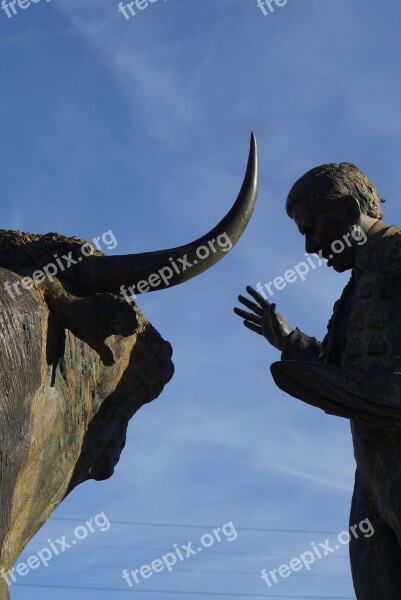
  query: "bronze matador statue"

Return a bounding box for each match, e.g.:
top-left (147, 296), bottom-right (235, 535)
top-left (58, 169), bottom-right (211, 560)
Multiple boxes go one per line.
top-left (235, 162), bottom-right (401, 599)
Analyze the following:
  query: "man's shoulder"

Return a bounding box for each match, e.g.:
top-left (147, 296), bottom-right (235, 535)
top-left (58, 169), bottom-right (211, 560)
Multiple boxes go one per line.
top-left (382, 224), bottom-right (401, 238)
top-left (360, 225), bottom-right (401, 274)
top-left (377, 225), bottom-right (401, 272)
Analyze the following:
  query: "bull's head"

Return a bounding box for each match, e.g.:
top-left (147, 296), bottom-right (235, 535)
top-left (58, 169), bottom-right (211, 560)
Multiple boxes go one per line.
top-left (0, 134), bottom-right (258, 598)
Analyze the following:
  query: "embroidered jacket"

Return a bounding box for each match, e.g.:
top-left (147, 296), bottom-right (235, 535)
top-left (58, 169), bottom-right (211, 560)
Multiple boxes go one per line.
top-left (282, 225), bottom-right (401, 380)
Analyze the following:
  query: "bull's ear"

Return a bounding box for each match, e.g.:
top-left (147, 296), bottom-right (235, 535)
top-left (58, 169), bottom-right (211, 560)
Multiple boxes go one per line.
top-left (342, 195), bottom-right (361, 225)
top-left (45, 281), bottom-right (137, 366)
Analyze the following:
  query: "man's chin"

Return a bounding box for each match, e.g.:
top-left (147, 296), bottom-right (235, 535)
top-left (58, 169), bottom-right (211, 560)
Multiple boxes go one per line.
top-left (331, 260), bottom-right (352, 272)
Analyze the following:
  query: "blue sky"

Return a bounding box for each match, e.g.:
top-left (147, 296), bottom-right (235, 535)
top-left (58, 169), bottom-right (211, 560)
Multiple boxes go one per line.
top-left (2, 0), bottom-right (401, 598)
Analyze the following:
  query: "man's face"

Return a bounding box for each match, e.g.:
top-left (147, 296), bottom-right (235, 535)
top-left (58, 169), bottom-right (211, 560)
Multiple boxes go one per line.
top-left (292, 198), bottom-right (360, 272)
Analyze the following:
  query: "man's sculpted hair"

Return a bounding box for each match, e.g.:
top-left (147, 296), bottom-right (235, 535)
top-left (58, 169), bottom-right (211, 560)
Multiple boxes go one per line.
top-left (286, 162), bottom-right (385, 220)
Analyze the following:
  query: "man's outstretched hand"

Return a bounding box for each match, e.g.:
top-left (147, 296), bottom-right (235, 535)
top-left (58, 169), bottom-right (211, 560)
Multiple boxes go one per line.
top-left (234, 286), bottom-right (293, 351)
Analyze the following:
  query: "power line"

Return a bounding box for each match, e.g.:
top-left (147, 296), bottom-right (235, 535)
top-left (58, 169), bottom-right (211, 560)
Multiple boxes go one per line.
top-left (27, 542), bottom-right (350, 559)
top-left (13, 583), bottom-right (356, 598)
top-left (41, 562), bottom-right (352, 578)
top-left (50, 518), bottom-right (342, 535)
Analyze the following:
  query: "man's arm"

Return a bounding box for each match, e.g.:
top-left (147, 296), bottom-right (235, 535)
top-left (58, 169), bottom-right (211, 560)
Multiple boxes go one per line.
top-left (281, 328), bottom-right (322, 362)
top-left (234, 286), bottom-right (323, 362)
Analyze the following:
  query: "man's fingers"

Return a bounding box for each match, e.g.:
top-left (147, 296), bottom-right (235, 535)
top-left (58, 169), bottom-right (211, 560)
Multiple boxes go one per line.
top-left (246, 286), bottom-right (270, 309)
top-left (234, 308), bottom-right (262, 325)
top-left (244, 321), bottom-right (263, 335)
top-left (238, 295), bottom-right (263, 315)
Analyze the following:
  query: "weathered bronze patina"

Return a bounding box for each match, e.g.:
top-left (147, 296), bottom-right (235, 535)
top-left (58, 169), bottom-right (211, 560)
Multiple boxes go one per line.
top-left (0, 134), bottom-right (258, 599)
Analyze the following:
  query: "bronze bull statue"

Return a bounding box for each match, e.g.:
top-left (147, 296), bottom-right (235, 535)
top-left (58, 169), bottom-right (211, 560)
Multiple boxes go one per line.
top-left (0, 134), bottom-right (258, 599)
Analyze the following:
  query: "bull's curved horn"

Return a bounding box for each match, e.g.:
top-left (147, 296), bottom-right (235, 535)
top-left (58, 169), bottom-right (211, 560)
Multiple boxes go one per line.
top-left (79, 133), bottom-right (258, 296)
